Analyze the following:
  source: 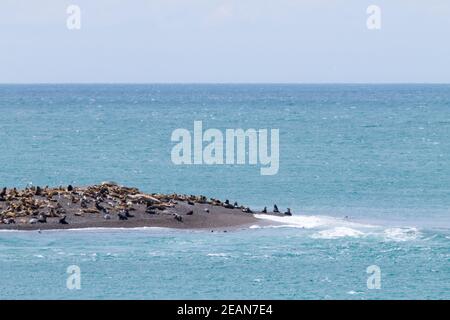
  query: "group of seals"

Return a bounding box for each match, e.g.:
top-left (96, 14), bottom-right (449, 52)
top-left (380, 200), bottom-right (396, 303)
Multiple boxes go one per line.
top-left (0, 183), bottom-right (296, 227)
top-left (262, 205), bottom-right (291, 215)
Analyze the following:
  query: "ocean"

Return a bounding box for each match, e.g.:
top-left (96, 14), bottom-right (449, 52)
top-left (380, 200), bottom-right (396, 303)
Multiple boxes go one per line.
top-left (0, 84), bottom-right (449, 299)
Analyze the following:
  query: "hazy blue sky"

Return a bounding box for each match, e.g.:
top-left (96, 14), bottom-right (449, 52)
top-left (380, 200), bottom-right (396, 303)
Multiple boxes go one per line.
top-left (1, 0), bottom-right (449, 83)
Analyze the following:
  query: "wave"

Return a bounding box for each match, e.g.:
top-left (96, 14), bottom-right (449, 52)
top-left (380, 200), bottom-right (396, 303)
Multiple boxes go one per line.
top-left (254, 214), bottom-right (373, 229)
top-left (311, 227), bottom-right (365, 239)
top-left (383, 227), bottom-right (421, 242)
top-left (253, 214), bottom-right (423, 242)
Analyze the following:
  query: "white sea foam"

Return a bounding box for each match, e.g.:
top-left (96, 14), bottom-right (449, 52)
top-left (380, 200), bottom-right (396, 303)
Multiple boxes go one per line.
top-left (254, 214), bottom-right (373, 229)
top-left (311, 227), bottom-right (365, 239)
top-left (207, 253), bottom-right (228, 257)
top-left (254, 214), bottom-right (423, 242)
top-left (383, 227), bottom-right (421, 242)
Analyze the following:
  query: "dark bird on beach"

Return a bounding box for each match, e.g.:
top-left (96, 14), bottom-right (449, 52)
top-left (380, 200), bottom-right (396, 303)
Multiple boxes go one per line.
top-left (284, 208), bottom-right (292, 216)
top-left (174, 214), bottom-right (183, 222)
top-left (273, 205), bottom-right (279, 213)
top-left (187, 200), bottom-right (195, 206)
top-left (67, 185), bottom-right (73, 192)
top-left (59, 215), bottom-right (69, 224)
top-left (233, 201), bottom-right (239, 208)
top-left (262, 206), bottom-right (267, 213)
top-left (37, 215), bottom-right (47, 223)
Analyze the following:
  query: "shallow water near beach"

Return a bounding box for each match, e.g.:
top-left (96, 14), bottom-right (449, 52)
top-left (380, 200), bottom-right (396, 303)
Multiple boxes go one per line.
top-left (0, 84), bottom-right (449, 299)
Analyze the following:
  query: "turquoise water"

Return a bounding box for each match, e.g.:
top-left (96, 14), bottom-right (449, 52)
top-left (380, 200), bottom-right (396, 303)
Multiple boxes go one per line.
top-left (0, 84), bottom-right (449, 299)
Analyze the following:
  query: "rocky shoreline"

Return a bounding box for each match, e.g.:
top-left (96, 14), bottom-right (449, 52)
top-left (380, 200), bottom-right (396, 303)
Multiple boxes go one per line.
top-left (0, 183), bottom-right (289, 230)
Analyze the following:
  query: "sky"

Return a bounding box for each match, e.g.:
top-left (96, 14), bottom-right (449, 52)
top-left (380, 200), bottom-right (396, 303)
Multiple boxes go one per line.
top-left (0, 0), bottom-right (449, 83)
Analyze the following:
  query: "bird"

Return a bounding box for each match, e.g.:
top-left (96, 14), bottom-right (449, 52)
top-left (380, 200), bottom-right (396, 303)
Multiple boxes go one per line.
top-left (273, 204), bottom-right (279, 213)
top-left (262, 206), bottom-right (267, 213)
top-left (284, 208), bottom-right (292, 216)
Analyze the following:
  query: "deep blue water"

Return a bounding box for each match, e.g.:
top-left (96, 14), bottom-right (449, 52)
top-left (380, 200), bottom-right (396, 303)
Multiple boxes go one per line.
top-left (0, 84), bottom-right (449, 299)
